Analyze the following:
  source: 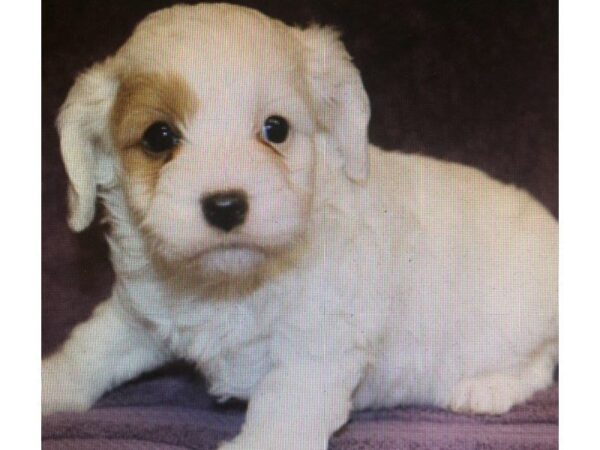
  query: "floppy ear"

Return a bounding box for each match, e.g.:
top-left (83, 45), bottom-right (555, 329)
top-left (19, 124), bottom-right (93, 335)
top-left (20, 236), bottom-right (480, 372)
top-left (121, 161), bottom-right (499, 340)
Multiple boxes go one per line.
top-left (299, 26), bottom-right (371, 182)
top-left (56, 63), bottom-right (119, 231)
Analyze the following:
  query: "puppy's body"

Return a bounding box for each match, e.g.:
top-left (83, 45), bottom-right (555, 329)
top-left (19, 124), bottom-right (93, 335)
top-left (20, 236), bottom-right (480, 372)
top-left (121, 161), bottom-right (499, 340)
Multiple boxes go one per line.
top-left (43, 4), bottom-right (557, 449)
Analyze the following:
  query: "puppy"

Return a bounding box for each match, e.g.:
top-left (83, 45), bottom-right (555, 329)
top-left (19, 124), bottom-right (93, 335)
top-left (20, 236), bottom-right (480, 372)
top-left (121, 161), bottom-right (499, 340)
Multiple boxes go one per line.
top-left (42, 4), bottom-right (558, 449)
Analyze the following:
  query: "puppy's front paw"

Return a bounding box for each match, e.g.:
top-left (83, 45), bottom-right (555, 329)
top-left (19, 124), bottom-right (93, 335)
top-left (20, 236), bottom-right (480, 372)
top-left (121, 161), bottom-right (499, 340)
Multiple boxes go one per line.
top-left (449, 373), bottom-right (524, 415)
top-left (217, 440), bottom-right (261, 450)
top-left (42, 360), bottom-right (93, 416)
top-left (217, 435), bottom-right (323, 450)
top-left (42, 393), bottom-right (92, 416)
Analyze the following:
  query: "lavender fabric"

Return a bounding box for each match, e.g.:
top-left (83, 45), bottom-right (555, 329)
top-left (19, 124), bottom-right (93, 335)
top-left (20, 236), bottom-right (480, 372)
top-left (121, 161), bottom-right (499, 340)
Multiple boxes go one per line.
top-left (42, 366), bottom-right (558, 450)
top-left (42, 0), bottom-right (558, 448)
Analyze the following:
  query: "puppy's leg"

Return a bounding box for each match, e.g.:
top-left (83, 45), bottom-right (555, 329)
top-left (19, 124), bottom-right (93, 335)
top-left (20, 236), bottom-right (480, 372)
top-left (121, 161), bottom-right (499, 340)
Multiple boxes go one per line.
top-left (218, 355), bottom-right (365, 450)
top-left (42, 297), bottom-right (170, 415)
top-left (448, 340), bottom-right (557, 414)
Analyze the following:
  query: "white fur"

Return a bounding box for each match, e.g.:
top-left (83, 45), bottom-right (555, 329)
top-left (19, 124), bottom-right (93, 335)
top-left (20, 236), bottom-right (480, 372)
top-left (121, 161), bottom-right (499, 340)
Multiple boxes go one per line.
top-left (43, 4), bottom-right (558, 450)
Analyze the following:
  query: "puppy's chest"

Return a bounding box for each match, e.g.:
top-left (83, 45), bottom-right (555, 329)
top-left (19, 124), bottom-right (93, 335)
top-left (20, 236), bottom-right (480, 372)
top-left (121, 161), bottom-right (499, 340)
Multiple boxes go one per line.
top-left (151, 296), bottom-right (266, 356)
top-left (158, 295), bottom-right (275, 399)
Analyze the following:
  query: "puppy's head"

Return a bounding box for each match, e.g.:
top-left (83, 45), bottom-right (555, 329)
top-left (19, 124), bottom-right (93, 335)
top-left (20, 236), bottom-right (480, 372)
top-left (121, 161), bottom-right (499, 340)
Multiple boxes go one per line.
top-left (57, 4), bottom-right (370, 277)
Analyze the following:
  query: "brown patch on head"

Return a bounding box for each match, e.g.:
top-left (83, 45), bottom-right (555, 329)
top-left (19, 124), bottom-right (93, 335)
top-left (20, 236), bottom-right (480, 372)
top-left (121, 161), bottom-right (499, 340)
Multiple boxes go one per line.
top-left (110, 72), bottom-right (199, 192)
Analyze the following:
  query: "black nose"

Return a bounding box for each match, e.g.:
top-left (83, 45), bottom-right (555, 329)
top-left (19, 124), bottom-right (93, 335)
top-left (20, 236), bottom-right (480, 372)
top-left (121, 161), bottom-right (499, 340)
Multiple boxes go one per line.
top-left (201, 190), bottom-right (248, 232)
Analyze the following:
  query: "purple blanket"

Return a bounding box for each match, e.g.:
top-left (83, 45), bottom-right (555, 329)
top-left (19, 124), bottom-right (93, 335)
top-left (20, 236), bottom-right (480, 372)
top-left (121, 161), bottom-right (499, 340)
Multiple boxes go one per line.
top-left (43, 0), bottom-right (558, 448)
top-left (42, 365), bottom-right (558, 450)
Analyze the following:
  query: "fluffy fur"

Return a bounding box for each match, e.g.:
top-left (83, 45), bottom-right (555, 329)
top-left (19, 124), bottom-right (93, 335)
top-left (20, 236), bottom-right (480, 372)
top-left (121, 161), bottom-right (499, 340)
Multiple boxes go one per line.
top-left (42, 4), bottom-right (558, 449)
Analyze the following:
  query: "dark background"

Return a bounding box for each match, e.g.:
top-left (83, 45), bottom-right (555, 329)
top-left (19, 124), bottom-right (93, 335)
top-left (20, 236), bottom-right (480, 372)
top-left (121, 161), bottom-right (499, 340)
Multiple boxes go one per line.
top-left (42, 0), bottom-right (558, 355)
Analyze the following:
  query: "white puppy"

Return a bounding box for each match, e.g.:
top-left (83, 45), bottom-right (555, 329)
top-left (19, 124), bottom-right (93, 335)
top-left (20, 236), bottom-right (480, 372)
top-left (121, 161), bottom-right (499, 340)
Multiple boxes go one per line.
top-left (42, 4), bottom-right (558, 449)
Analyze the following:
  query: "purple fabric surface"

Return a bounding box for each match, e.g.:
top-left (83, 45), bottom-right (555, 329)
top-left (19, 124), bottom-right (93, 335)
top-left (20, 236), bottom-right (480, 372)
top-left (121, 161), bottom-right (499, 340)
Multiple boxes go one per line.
top-left (43, 368), bottom-right (558, 450)
top-left (43, 0), bottom-right (558, 448)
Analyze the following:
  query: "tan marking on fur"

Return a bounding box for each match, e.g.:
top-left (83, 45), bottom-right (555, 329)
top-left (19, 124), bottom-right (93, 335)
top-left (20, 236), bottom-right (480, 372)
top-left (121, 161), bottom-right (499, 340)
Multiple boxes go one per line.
top-left (110, 72), bottom-right (199, 190)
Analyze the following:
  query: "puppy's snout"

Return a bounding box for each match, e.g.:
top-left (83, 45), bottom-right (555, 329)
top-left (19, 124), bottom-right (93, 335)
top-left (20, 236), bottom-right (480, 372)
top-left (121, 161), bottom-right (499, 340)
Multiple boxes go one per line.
top-left (202, 190), bottom-right (248, 232)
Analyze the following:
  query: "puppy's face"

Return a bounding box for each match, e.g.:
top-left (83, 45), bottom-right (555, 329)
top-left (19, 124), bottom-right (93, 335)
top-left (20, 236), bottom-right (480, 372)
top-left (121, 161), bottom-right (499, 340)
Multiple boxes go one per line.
top-left (111, 9), bottom-right (316, 276)
top-left (58, 4), bottom-right (370, 279)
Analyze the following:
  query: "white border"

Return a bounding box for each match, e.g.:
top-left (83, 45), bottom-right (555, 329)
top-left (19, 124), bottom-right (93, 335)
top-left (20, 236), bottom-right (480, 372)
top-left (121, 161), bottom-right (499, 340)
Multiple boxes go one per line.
top-left (0, 0), bottom-right (41, 447)
top-left (559, 0), bottom-right (600, 448)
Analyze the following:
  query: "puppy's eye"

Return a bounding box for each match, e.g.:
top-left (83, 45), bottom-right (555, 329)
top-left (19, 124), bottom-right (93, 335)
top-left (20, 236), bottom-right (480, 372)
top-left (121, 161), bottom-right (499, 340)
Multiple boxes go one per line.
top-left (261, 115), bottom-right (289, 144)
top-left (142, 121), bottom-right (180, 154)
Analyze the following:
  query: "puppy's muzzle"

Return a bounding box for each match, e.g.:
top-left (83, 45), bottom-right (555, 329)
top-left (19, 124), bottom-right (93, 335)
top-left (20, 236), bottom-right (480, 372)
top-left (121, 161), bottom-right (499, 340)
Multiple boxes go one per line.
top-left (202, 190), bottom-right (248, 232)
